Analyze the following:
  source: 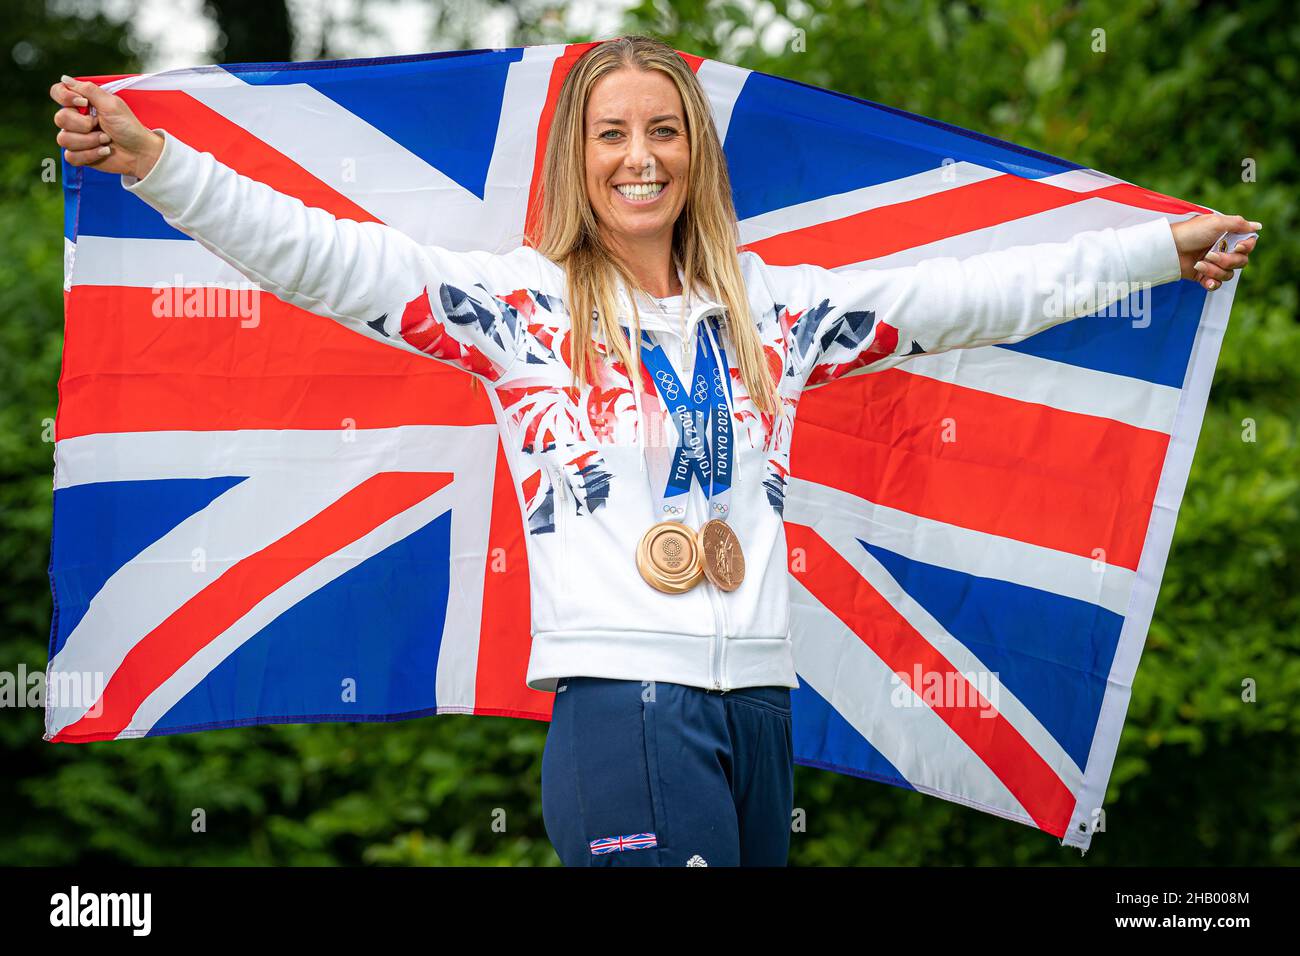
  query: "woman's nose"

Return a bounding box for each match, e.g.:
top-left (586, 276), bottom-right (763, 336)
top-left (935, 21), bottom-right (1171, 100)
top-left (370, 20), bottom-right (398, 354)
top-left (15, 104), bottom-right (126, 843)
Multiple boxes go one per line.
top-left (623, 135), bottom-right (657, 179)
top-left (624, 152), bottom-right (656, 180)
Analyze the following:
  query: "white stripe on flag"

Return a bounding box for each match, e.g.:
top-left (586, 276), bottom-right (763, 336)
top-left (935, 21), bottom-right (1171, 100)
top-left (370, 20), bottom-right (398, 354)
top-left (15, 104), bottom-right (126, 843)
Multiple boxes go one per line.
top-left (1036, 168), bottom-right (1128, 193)
top-left (786, 475), bottom-right (1136, 617)
top-left (52, 425), bottom-right (497, 489)
top-left (68, 235), bottom-right (251, 288)
top-left (737, 161), bottom-right (1003, 247)
top-left (697, 58), bottom-right (750, 146)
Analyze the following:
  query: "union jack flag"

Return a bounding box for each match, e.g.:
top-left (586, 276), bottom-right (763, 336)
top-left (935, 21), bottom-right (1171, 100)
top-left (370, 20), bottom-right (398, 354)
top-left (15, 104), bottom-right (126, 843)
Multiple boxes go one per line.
top-left (590, 832), bottom-right (658, 855)
top-left (46, 42), bottom-right (1240, 853)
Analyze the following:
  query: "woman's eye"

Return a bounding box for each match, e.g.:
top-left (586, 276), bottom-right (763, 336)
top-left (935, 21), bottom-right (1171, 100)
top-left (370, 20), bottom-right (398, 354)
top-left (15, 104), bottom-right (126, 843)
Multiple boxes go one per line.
top-left (596, 127), bottom-right (677, 141)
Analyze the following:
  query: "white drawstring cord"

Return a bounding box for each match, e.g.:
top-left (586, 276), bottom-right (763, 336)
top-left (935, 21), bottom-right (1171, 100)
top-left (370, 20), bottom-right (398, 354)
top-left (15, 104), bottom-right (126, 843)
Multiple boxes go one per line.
top-left (630, 295), bottom-right (647, 472)
top-left (605, 291), bottom-right (649, 473)
top-left (634, 355), bottom-right (645, 472)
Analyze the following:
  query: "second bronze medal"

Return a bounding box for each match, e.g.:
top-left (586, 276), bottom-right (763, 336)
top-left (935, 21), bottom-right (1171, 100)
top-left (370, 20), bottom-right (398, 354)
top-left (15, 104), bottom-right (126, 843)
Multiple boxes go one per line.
top-left (697, 517), bottom-right (745, 591)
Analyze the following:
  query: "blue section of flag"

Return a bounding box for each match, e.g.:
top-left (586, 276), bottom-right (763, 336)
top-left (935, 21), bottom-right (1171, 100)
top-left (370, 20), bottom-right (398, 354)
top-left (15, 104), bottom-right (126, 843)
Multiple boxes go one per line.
top-left (863, 540), bottom-right (1122, 771)
top-left (724, 71), bottom-right (1081, 222)
top-left (150, 511), bottom-right (452, 735)
top-left (62, 163), bottom-right (80, 243)
top-left (1001, 280), bottom-right (1206, 388)
top-left (48, 476), bottom-right (247, 658)
top-left (72, 163), bottom-right (191, 240)
top-left (231, 49), bottom-right (523, 200)
top-left (791, 679), bottom-right (914, 790)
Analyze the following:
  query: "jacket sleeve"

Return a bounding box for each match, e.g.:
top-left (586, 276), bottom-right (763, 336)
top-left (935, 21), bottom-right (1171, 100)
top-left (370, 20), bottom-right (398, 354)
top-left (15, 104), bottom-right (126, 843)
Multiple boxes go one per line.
top-left (121, 128), bottom-right (531, 385)
top-left (752, 217), bottom-right (1184, 390)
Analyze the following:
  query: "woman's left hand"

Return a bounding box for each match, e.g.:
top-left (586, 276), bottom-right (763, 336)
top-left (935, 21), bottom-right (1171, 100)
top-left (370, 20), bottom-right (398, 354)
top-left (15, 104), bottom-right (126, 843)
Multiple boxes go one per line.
top-left (1170, 213), bottom-right (1261, 291)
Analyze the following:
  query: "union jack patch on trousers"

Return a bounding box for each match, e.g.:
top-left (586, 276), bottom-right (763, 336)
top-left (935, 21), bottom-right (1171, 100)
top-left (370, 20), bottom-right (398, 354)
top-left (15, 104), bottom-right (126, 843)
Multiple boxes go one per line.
top-left (590, 832), bottom-right (658, 855)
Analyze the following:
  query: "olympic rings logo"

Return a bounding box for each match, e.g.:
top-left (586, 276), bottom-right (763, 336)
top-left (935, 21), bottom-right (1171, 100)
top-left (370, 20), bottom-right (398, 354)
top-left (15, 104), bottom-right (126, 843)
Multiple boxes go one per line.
top-left (654, 369), bottom-right (680, 400)
top-left (693, 376), bottom-right (710, 404)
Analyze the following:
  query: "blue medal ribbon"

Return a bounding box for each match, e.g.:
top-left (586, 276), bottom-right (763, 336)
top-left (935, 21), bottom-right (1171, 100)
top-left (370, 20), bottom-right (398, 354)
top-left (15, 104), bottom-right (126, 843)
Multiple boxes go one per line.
top-left (697, 316), bottom-right (736, 517)
top-left (623, 315), bottom-right (735, 522)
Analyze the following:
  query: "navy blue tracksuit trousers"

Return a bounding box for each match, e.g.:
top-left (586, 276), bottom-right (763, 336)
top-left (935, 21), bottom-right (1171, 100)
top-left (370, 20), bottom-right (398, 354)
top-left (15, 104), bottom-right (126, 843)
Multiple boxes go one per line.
top-left (541, 677), bottom-right (794, 867)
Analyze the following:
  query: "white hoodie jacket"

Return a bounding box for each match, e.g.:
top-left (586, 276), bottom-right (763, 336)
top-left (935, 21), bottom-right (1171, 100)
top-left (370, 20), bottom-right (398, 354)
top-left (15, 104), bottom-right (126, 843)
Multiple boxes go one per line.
top-left (120, 128), bottom-right (1184, 694)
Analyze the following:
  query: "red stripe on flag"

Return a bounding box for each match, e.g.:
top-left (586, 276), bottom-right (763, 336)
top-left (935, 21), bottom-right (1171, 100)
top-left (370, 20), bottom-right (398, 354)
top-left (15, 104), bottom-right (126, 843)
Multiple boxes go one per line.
top-left (791, 367), bottom-right (1168, 570)
top-left (473, 441), bottom-right (553, 721)
top-left (117, 88), bottom-right (381, 223)
top-left (785, 524), bottom-right (1077, 838)
top-left (58, 286), bottom-right (496, 438)
top-left (53, 471), bottom-right (453, 743)
top-left (676, 52), bottom-right (706, 73)
top-left (741, 172), bottom-right (1199, 270)
top-left (78, 73), bottom-right (141, 87)
top-left (1088, 182), bottom-right (1211, 217)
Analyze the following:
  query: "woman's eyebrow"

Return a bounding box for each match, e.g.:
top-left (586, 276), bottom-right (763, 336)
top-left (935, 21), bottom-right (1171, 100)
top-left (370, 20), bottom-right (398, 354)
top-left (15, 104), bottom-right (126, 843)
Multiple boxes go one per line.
top-left (593, 114), bottom-right (682, 125)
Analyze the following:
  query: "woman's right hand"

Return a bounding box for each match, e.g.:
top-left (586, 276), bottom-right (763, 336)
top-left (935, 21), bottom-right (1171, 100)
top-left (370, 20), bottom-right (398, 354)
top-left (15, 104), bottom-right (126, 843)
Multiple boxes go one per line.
top-left (50, 74), bottom-right (164, 180)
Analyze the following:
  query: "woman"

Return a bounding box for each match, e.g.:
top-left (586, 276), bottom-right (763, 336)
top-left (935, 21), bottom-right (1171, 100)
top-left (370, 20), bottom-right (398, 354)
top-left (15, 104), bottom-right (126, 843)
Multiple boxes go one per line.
top-left (50, 35), bottom-right (1258, 867)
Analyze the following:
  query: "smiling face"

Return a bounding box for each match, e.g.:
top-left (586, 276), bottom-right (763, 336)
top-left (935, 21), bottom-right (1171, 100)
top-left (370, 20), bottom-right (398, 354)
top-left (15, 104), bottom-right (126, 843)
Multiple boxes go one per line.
top-left (583, 66), bottom-right (691, 255)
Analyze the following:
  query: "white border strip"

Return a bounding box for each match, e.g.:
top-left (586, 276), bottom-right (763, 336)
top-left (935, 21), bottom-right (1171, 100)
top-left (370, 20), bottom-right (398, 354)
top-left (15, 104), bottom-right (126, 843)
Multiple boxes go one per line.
top-left (1063, 277), bottom-right (1237, 850)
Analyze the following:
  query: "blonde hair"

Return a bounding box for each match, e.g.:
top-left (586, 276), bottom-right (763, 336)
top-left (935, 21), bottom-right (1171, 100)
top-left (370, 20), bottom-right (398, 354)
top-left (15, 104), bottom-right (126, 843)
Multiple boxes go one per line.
top-left (524, 34), bottom-right (780, 417)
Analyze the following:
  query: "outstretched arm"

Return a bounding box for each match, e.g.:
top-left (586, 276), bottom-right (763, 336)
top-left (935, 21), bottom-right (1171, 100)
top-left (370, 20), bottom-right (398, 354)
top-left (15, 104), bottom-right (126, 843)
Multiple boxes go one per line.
top-left (754, 214), bottom-right (1258, 390)
top-left (52, 75), bottom-right (534, 385)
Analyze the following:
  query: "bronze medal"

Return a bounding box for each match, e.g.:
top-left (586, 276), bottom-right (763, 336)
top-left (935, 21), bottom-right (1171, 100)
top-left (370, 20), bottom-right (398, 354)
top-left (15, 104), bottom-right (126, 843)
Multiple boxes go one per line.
top-left (698, 518), bottom-right (745, 591)
top-left (636, 520), bottom-right (704, 593)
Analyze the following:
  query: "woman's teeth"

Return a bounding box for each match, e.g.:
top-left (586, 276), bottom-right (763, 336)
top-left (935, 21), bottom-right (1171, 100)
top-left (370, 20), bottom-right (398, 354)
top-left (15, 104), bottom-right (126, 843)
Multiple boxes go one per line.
top-left (615, 182), bottom-right (665, 200)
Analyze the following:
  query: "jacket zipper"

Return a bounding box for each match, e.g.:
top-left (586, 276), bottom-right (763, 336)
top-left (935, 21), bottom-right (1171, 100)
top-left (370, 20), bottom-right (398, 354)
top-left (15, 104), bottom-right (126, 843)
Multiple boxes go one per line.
top-left (699, 478), bottom-right (722, 692)
top-left (717, 582), bottom-right (730, 692)
top-left (707, 580), bottom-right (726, 693)
top-left (702, 462), bottom-right (727, 693)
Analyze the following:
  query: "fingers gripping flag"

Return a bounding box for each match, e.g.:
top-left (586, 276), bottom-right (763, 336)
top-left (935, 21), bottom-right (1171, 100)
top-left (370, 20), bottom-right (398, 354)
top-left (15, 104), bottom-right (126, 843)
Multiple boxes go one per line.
top-left (47, 43), bottom-right (1241, 852)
